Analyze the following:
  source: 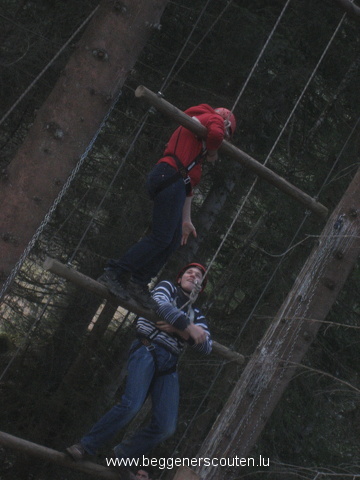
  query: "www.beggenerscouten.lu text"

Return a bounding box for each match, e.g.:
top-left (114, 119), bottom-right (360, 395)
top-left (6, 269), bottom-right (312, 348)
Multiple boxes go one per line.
top-left (105, 455), bottom-right (270, 470)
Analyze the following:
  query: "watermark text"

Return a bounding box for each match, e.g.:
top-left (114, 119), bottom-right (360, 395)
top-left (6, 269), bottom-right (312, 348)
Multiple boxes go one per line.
top-left (105, 454), bottom-right (270, 470)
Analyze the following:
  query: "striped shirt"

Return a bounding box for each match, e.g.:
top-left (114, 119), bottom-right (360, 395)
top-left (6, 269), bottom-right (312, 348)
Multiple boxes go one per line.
top-left (136, 280), bottom-right (212, 356)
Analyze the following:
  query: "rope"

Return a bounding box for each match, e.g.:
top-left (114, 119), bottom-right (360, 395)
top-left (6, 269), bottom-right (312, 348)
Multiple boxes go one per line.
top-left (63, 0), bottom-right (226, 261)
top-left (192, 0), bottom-right (292, 287)
top-left (231, 0), bottom-right (292, 113)
top-left (263, 12), bottom-right (347, 166)
top-left (0, 0), bottom-right (217, 377)
top-left (0, 5), bottom-right (99, 127)
top-left (167, 6), bottom-right (356, 456)
top-left (0, 0), bottom-right (230, 302)
top-left (43, 0), bottom-right (232, 311)
top-left (187, 108), bottom-right (359, 467)
top-left (160, 0), bottom-right (234, 93)
top-left (67, 110), bottom-right (151, 264)
top-left (226, 79), bottom-right (358, 464)
top-left (159, 0), bottom-right (213, 92)
top-left (158, 4), bottom-right (300, 459)
top-left (179, 278), bottom-right (202, 311)
top-left (200, 8), bottom-right (347, 288)
top-left (0, 0), bottom-right (354, 436)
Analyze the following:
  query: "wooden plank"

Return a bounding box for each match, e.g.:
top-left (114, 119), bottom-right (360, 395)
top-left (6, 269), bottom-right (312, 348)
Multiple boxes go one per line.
top-left (42, 257), bottom-right (245, 365)
top-left (135, 85), bottom-right (328, 219)
top-left (0, 431), bottom-right (123, 479)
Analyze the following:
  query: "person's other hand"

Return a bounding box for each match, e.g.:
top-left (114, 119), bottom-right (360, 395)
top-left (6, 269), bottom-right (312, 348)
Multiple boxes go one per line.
top-left (182, 221), bottom-right (197, 245)
top-left (185, 324), bottom-right (207, 344)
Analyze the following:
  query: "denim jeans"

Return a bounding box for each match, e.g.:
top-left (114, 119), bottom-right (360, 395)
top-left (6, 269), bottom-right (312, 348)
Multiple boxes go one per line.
top-left (108, 163), bottom-right (186, 285)
top-left (81, 341), bottom-right (179, 459)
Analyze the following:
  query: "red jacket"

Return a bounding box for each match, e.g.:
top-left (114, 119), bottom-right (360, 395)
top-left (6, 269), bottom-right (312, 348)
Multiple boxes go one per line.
top-left (158, 104), bottom-right (225, 195)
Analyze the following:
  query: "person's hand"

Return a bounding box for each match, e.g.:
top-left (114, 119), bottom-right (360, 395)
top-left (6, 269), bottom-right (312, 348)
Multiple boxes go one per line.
top-left (156, 321), bottom-right (189, 340)
top-left (181, 221), bottom-right (197, 245)
top-left (206, 151), bottom-right (218, 164)
top-left (185, 324), bottom-right (207, 344)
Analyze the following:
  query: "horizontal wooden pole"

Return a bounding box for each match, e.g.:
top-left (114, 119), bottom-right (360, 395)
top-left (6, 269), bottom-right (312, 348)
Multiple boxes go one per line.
top-left (135, 85), bottom-right (328, 219)
top-left (43, 257), bottom-right (245, 365)
top-left (0, 431), bottom-right (121, 479)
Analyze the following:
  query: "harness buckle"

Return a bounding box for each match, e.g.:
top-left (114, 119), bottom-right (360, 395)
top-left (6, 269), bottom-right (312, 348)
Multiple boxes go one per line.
top-left (140, 337), bottom-right (155, 351)
top-left (183, 176), bottom-right (191, 185)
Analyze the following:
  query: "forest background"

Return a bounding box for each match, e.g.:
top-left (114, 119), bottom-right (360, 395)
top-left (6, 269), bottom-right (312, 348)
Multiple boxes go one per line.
top-left (0, 0), bottom-right (359, 479)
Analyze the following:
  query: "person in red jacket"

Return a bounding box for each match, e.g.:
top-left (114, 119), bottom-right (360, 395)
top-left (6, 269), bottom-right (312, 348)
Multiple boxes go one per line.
top-left (98, 104), bottom-right (236, 308)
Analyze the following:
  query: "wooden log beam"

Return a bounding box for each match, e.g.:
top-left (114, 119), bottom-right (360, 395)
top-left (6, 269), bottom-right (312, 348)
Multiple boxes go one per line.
top-left (334, 0), bottom-right (360, 20)
top-left (135, 85), bottom-right (328, 219)
top-left (43, 257), bottom-right (245, 365)
top-left (0, 431), bottom-right (121, 479)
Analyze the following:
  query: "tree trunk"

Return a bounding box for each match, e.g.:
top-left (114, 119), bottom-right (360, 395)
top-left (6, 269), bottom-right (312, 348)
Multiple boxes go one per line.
top-left (193, 167), bottom-right (360, 480)
top-left (0, 0), bottom-right (169, 290)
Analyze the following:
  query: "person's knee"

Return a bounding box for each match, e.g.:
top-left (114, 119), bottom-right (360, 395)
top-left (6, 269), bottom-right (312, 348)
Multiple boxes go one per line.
top-left (149, 234), bottom-right (174, 250)
top-left (115, 396), bottom-right (142, 418)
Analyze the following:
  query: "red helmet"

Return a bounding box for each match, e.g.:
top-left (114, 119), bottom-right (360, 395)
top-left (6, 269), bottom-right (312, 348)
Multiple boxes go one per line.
top-left (215, 107), bottom-right (236, 137)
top-left (176, 263), bottom-right (207, 292)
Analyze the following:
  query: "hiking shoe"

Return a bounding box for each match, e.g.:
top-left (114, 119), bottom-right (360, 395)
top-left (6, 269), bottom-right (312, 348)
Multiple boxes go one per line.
top-left (65, 443), bottom-right (86, 461)
top-left (127, 280), bottom-right (157, 310)
top-left (97, 270), bottom-right (130, 301)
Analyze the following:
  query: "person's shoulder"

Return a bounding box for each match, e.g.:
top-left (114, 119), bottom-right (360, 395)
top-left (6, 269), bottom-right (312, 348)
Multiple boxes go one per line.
top-left (184, 104), bottom-right (215, 116)
top-left (153, 279), bottom-right (177, 294)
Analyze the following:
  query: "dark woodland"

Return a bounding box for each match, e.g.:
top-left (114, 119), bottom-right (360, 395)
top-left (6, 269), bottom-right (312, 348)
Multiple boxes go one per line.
top-left (0, 1), bottom-right (359, 479)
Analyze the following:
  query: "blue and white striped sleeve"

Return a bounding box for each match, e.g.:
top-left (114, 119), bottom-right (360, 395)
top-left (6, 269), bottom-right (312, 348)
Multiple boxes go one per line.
top-left (152, 281), bottom-right (190, 330)
top-left (190, 308), bottom-right (212, 355)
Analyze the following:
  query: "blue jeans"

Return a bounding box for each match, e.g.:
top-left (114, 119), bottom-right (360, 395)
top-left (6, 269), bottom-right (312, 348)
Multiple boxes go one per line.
top-left (108, 163), bottom-right (186, 285)
top-left (81, 341), bottom-right (179, 459)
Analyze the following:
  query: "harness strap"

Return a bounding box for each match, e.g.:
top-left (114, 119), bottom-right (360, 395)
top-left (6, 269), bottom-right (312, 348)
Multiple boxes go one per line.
top-left (153, 149), bottom-right (206, 197)
top-left (171, 294), bottom-right (195, 323)
top-left (135, 337), bottom-right (178, 377)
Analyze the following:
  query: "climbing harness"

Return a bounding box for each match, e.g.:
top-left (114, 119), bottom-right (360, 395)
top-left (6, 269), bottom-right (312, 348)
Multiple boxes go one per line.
top-left (133, 336), bottom-right (178, 378)
top-left (153, 119), bottom-right (207, 197)
top-left (153, 150), bottom-right (206, 197)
